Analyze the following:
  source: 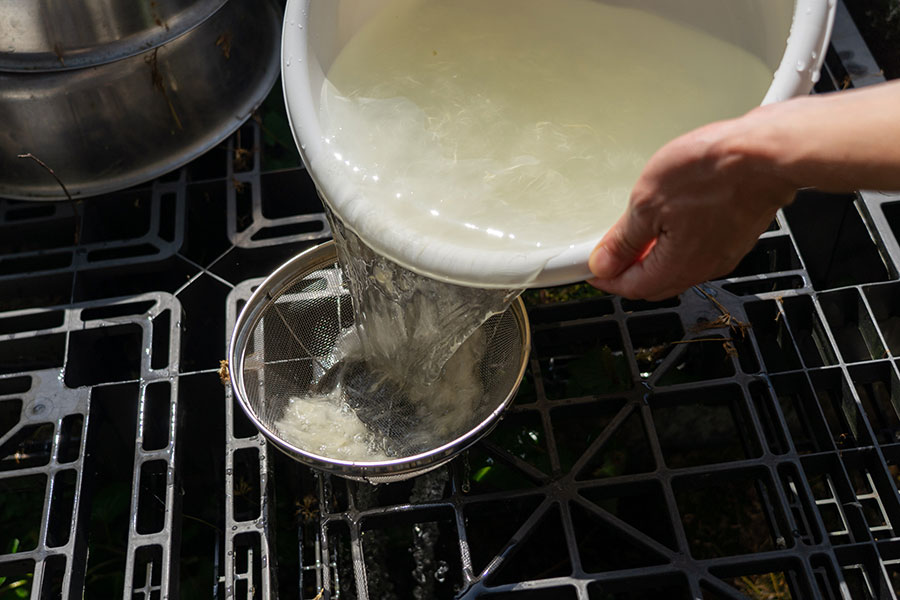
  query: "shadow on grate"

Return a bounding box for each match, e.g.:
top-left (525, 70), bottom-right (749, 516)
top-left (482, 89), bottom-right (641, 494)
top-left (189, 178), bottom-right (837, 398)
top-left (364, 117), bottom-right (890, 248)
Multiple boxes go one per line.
top-left (533, 320), bottom-right (632, 400)
top-left (673, 468), bottom-right (792, 560)
top-left (650, 385), bottom-right (762, 469)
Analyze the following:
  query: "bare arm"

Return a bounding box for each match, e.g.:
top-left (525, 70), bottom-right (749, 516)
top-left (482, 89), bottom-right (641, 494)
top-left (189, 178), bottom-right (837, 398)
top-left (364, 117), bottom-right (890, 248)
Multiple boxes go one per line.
top-left (588, 80), bottom-right (900, 300)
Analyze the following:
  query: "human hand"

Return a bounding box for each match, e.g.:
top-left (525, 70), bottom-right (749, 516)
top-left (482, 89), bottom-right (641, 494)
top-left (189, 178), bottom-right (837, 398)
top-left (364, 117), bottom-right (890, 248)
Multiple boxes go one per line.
top-left (587, 112), bottom-right (798, 300)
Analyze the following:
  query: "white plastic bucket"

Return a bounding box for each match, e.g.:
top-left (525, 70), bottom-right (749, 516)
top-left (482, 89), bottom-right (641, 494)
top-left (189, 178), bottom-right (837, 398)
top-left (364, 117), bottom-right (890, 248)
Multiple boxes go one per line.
top-left (282, 0), bottom-right (835, 288)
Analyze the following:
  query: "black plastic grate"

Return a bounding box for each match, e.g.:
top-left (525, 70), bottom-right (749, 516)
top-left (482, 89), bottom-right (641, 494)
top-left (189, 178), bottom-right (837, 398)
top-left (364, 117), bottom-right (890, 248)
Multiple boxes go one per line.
top-left (2, 2), bottom-right (900, 599)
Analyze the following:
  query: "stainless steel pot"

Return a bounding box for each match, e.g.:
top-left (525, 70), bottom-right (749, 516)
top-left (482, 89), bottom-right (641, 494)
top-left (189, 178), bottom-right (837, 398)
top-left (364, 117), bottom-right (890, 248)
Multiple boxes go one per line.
top-left (0, 0), bottom-right (228, 71)
top-left (0, 0), bottom-right (280, 200)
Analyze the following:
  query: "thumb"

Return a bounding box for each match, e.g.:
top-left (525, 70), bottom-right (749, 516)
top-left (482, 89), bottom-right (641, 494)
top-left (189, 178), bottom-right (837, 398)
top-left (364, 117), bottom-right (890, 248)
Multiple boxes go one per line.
top-left (588, 207), bottom-right (657, 280)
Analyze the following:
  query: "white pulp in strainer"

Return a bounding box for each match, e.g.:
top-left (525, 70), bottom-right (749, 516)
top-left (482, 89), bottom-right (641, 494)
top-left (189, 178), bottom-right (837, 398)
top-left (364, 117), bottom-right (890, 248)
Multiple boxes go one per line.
top-left (276, 389), bottom-right (391, 462)
top-left (274, 317), bottom-right (491, 462)
top-left (318, 0), bottom-right (775, 280)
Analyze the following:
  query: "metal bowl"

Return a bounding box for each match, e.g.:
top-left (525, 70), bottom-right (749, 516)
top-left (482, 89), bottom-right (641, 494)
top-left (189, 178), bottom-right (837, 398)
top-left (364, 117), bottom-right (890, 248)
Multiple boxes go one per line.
top-left (229, 242), bottom-right (532, 484)
top-left (0, 0), bottom-right (228, 72)
top-left (0, 0), bottom-right (279, 200)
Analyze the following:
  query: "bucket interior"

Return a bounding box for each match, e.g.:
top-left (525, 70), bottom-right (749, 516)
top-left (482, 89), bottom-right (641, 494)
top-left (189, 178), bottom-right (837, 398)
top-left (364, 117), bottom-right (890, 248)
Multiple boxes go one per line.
top-left (303, 0), bottom-right (796, 115)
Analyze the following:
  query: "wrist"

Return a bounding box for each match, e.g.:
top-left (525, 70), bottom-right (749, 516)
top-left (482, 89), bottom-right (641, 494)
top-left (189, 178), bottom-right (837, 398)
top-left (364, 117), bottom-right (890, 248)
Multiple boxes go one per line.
top-left (712, 103), bottom-right (806, 203)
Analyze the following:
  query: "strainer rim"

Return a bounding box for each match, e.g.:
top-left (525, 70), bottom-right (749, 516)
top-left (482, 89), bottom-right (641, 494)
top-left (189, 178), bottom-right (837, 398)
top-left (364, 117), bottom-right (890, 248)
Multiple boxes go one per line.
top-left (228, 240), bottom-right (531, 479)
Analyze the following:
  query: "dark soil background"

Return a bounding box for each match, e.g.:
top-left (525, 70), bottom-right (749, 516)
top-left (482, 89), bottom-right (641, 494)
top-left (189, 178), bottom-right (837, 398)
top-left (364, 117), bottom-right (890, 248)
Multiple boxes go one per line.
top-left (845, 0), bottom-right (900, 78)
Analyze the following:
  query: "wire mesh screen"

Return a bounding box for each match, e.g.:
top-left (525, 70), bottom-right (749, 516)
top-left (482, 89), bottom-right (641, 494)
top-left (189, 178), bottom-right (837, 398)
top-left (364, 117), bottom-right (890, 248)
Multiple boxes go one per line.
top-left (232, 245), bottom-right (529, 472)
top-left (242, 264), bottom-right (351, 430)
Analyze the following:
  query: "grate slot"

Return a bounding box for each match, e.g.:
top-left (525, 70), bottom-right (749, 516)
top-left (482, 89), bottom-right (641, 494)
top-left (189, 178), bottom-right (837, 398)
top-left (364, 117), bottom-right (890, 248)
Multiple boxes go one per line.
top-left (0, 398), bottom-right (21, 441)
top-left (777, 462), bottom-right (823, 546)
top-left (136, 460), bottom-right (168, 535)
top-left (818, 289), bottom-right (886, 363)
top-left (0, 424), bottom-right (54, 472)
top-left (82, 384), bottom-right (138, 598)
top-left (784, 192), bottom-right (891, 290)
top-left (359, 508), bottom-right (463, 597)
top-left (650, 384), bottom-right (762, 469)
top-left (46, 469), bottom-right (77, 548)
top-left (57, 414), bottom-right (83, 464)
top-left (746, 300), bottom-right (803, 373)
top-left (836, 544), bottom-right (895, 600)
top-left (627, 313), bottom-right (684, 380)
top-left (726, 235), bottom-right (803, 278)
top-left (176, 372), bottom-right (226, 599)
top-left (534, 321), bottom-right (632, 400)
top-left (0, 273), bottom-right (73, 313)
top-left (39, 554), bottom-right (66, 600)
top-left (672, 468), bottom-right (792, 560)
top-left (709, 559), bottom-right (811, 600)
top-left (233, 448), bottom-right (262, 523)
top-left (0, 474), bottom-right (46, 553)
top-left (850, 362), bottom-right (900, 446)
top-left (864, 282), bottom-right (900, 356)
top-left (0, 558), bottom-right (35, 599)
top-left (808, 368), bottom-right (873, 449)
top-left (782, 295), bottom-right (840, 368)
top-left (749, 381), bottom-right (792, 455)
top-left (883, 201), bottom-right (900, 254)
top-left (0, 334), bottom-right (66, 375)
top-left (65, 324), bottom-right (144, 387)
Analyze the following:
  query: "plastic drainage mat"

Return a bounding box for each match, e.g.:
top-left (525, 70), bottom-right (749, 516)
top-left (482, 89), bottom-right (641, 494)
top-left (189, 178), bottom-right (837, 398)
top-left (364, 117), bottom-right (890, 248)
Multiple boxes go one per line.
top-left (2, 2), bottom-right (900, 599)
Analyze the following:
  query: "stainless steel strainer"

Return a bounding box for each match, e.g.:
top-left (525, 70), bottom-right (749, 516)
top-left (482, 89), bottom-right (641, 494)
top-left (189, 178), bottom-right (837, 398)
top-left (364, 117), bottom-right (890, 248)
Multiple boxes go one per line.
top-left (228, 241), bottom-right (530, 483)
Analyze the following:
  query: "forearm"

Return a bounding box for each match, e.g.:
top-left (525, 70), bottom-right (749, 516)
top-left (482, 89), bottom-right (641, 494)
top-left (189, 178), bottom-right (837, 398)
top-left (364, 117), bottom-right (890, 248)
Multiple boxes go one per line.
top-left (735, 80), bottom-right (900, 193)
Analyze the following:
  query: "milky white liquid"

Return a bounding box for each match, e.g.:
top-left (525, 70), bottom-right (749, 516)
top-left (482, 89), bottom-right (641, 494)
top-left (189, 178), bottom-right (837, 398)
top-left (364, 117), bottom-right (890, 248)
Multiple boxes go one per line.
top-left (320, 0), bottom-right (776, 268)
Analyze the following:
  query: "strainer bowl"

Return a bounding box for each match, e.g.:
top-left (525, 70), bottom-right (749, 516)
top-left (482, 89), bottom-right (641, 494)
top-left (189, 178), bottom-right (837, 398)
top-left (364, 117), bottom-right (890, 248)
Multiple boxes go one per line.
top-left (228, 241), bottom-right (531, 483)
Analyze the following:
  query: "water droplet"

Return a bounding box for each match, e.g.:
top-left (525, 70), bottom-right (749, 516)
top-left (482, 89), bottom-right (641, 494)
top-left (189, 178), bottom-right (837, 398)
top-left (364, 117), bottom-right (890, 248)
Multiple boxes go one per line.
top-left (795, 59), bottom-right (808, 72)
top-left (811, 69), bottom-right (821, 83)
